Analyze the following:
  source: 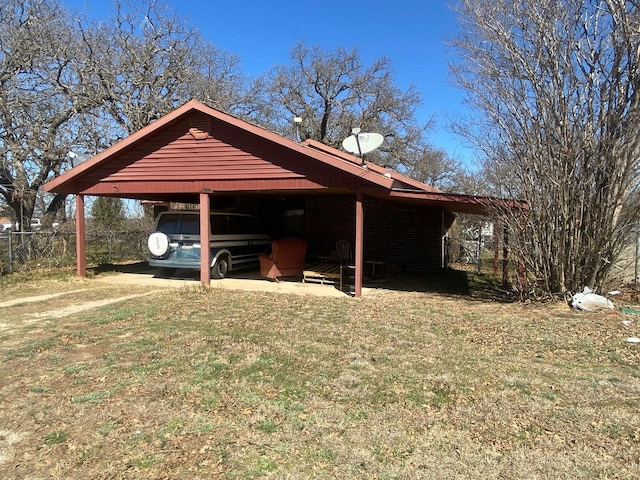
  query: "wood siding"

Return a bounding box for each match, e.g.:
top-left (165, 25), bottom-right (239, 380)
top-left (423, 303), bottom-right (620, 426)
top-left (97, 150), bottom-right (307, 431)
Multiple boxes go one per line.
top-left (76, 114), bottom-right (360, 195)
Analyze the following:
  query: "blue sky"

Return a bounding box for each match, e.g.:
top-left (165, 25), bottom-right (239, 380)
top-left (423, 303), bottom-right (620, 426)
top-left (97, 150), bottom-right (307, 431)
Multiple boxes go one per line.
top-left (63, 0), bottom-right (471, 162)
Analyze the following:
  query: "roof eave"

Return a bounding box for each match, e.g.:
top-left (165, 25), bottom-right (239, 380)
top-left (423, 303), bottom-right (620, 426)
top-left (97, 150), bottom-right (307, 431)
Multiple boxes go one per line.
top-left (362, 188), bottom-right (527, 215)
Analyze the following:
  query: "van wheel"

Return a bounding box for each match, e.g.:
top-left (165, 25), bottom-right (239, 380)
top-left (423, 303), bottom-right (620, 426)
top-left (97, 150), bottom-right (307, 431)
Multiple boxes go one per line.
top-left (212, 255), bottom-right (229, 279)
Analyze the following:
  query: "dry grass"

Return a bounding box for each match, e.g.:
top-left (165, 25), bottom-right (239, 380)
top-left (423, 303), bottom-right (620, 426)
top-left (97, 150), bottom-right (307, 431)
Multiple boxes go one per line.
top-left (1, 271), bottom-right (639, 479)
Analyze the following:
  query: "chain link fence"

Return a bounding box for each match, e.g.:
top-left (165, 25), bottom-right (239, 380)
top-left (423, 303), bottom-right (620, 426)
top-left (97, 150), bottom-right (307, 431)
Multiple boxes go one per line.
top-left (447, 231), bottom-right (497, 275)
top-left (3, 228), bottom-right (492, 277)
top-left (448, 226), bottom-right (640, 288)
top-left (10, 223), bottom-right (594, 283)
top-left (0, 229), bottom-right (150, 275)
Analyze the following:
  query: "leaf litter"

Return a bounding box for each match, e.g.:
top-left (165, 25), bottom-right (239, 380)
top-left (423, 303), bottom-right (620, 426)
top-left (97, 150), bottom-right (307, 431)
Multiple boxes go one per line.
top-left (0, 277), bottom-right (639, 478)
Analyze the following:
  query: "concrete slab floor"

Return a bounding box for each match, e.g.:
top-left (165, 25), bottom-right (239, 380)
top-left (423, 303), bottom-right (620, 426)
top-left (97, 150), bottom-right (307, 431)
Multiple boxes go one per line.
top-left (90, 262), bottom-right (474, 299)
top-left (93, 266), bottom-right (369, 298)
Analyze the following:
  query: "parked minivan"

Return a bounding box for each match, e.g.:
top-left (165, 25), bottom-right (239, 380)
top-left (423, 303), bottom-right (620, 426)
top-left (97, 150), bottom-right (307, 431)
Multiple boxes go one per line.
top-left (147, 211), bottom-right (270, 278)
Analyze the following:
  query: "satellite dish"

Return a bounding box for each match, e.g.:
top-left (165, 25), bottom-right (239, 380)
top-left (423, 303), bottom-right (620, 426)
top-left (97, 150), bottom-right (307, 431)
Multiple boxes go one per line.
top-left (342, 132), bottom-right (384, 156)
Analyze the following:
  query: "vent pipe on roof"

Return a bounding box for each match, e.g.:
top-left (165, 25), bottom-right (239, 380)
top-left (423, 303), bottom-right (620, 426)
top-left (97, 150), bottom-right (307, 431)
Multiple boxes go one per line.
top-left (293, 116), bottom-right (303, 142)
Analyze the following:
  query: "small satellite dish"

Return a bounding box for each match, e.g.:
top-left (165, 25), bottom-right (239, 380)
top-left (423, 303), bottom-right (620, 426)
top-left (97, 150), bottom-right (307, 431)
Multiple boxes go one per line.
top-left (342, 132), bottom-right (384, 156)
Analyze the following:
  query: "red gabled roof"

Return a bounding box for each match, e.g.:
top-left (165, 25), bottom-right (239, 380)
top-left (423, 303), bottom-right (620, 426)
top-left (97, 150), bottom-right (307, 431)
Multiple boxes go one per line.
top-left (301, 139), bottom-right (527, 215)
top-left (302, 139), bottom-right (443, 194)
top-left (43, 100), bottom-right (514, 215)
top-left (45, 100), bottom-right (395, 195)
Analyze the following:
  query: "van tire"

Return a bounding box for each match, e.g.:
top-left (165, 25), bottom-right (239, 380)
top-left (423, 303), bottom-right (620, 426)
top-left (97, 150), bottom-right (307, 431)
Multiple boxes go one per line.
top-left (212, 255), bottom-right (229, 279)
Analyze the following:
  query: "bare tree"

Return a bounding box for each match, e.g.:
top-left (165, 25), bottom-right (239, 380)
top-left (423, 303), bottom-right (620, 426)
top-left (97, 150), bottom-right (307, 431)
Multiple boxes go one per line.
top-left (0, 0), bottom-right (259, 229)
top-left (403, 146), bottom-right (467, 191)
top-left (261, 42), bottom-right (429, 169)
top-left (451, 0), bottom-right (640, 295)
top-left (78, 0), bottom-right (259, 137)
top-left (0, 0), bottom-right (99, 230)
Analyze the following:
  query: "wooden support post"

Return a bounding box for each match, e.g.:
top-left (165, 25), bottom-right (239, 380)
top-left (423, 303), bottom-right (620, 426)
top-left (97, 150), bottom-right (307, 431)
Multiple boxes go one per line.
top-left (75, 194), bottom-right (86, 277)
top-left (355, 191), bottom-right (364, 297)
top-left (200, 193), bottom-right (211, 287)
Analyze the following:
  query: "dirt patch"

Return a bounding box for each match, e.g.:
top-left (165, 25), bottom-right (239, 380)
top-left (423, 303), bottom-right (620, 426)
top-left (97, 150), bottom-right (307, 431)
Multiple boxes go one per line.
top-left (0, 430), bottom-right (25, 466)
top-left (0, 282), bottom-right (161, 336)
top-left (0, 289), bottom-right (87, 308)
top-left (27, 292), bottom-right (155, 320)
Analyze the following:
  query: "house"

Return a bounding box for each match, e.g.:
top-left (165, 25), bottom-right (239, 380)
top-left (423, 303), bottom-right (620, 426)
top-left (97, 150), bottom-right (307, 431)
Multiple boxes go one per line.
top-left (44, 100), bottom-right (496, 296)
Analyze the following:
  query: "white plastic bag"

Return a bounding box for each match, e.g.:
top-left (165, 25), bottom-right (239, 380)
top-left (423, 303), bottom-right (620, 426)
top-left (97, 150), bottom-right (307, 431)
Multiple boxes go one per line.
top-left (571, 287), bottom-right (614, 312)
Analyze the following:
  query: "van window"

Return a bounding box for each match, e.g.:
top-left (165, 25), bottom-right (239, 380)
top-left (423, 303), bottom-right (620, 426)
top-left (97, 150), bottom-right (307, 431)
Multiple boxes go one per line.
top-left (156, 213), bottom-right (181, 235)
top-left (211, 214), bottom-right (230, 235)
top-left (180, 215), bottom-right (200, 235)
top-left (229, 214), bottom-right (259, 234)
top-left (156, 212), bottom-right (261, 236)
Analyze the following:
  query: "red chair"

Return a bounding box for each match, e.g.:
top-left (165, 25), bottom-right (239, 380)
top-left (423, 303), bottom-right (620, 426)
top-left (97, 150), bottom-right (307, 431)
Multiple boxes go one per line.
top-left (259, 238), bottom-right (308, 280)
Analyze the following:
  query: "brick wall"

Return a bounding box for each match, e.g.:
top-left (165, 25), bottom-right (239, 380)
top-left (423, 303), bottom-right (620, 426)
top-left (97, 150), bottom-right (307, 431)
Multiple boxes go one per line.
top-left (232, 193), bottom-right (453, 272)
top-left (304, 195), bottom-right (355, 255)
top-left (364, 197), bottom-right (454, 272)
top-left (304, 194), bottom-right (453, 272)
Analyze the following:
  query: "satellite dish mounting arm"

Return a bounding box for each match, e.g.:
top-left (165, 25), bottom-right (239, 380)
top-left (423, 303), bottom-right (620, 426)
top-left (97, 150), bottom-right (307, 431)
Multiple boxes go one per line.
top-left (341, 129), bottom-right (383, 166)
top-left (352, 128), bottom-right (363, 163)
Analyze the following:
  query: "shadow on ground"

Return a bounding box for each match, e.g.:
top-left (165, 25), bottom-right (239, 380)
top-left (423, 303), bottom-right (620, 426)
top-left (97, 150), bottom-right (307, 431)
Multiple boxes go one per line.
top-left (92, 262), bottom-right (149, 273)
top-left (366, 268), bottom-right (516, 302)
top-left (91, 262), bottom-right (516, 302)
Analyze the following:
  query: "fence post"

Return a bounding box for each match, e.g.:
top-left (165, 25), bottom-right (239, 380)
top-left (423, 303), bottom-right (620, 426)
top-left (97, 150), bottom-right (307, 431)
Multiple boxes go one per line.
top-left (635, 228), bottom-right (639, 286)
top-left (476, 226), bottom-right (482, 275)
top-left (7, 231), bottom-right (13, 273)
top-left (502, 225), bottom-right (509, 288)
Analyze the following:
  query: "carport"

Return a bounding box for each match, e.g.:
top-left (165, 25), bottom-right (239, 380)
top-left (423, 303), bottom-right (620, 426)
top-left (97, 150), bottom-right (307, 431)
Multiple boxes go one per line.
top-left (44, 100), bottom-right (493, 297)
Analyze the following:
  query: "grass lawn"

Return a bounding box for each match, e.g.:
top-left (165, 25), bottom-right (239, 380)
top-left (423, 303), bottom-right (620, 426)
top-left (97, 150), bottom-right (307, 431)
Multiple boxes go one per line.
top-left (0, 270), bottom-right (639, 479)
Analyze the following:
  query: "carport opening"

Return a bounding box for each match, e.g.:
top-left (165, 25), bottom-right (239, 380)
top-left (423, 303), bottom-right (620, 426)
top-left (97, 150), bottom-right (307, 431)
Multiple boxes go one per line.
top-left (142, 191), bottom-right (456, 277)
